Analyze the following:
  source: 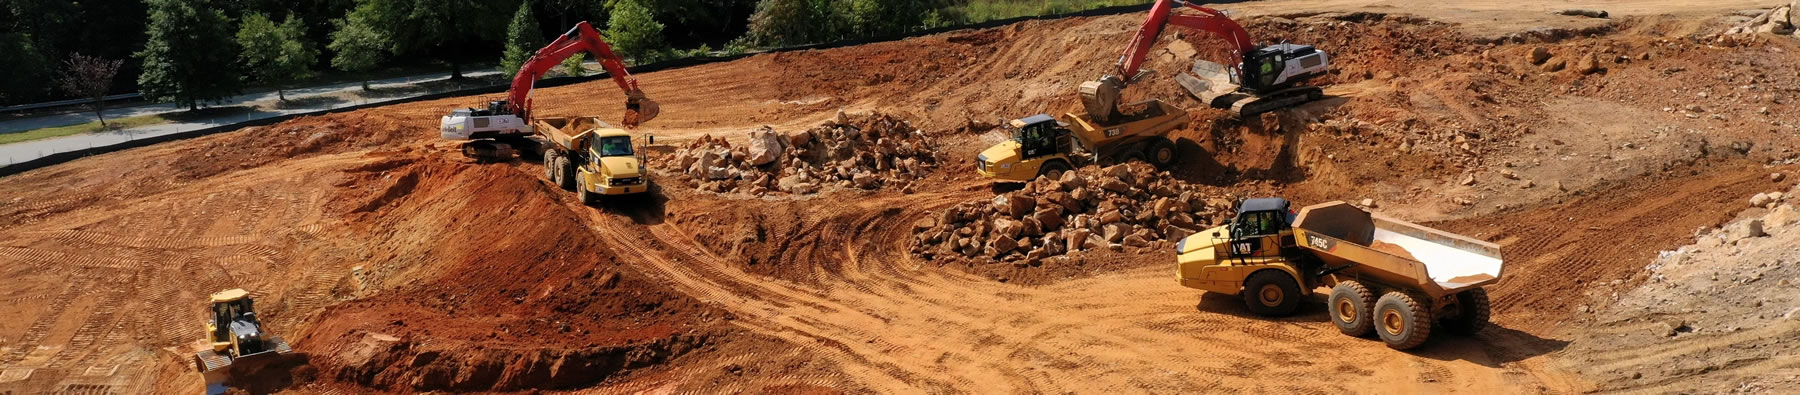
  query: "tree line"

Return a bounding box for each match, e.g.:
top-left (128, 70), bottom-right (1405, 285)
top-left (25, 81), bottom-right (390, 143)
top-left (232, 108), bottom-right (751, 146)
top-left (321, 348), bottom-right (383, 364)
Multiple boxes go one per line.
top-left (1, 0), bottom-right (1114, 111)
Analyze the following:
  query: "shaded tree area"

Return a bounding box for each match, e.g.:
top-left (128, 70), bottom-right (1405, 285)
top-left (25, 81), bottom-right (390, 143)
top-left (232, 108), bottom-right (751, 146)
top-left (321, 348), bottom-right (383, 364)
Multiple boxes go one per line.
top-left (2, 0), bottom-right (1136, 106)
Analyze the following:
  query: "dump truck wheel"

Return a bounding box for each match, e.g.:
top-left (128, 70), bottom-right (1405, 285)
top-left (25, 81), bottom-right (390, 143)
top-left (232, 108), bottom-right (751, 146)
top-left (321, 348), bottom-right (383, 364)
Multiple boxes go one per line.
top-left (1039, 160), bottom-right (1071, 180)
top-left (1442, 288), bottom-right (1491, 335)
top-left (1146, 139), bottom-right (1177, 169)
top-left (1375, 291), bottom-right (1433, 350)
top-left (556, 157), bottom-right (577, 191)
top-left (1328, 281), bottom-right (1377, 337)
top-left (576, 177), bottom-right (595, 205)
top-left (1241, 270), bottom-right (1301, 316)
top-left (543, 151), bottom-right (561, 182)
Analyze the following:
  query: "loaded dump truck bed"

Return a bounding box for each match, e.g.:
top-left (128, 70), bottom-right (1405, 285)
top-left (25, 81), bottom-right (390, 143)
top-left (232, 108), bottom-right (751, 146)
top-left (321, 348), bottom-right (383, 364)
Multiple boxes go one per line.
top-left (1291, 202), bottom-right (1504, 299)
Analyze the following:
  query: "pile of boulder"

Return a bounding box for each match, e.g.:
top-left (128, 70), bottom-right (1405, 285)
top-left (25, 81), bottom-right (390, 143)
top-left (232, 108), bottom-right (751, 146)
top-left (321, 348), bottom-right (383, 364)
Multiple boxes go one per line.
top-left (668, 111), bottom-right (941, 195)
top-left (1723, 2), bottom-right (1798, 36)
top-left (910, 162), bottom-right (1234, 266)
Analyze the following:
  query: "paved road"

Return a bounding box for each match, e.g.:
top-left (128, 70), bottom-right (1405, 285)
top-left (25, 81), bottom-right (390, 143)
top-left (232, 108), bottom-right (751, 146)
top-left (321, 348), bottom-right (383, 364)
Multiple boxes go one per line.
top-left (0, 69), bottom-right (510, 166)
top-left (0, 70), bottom-right (502, 134)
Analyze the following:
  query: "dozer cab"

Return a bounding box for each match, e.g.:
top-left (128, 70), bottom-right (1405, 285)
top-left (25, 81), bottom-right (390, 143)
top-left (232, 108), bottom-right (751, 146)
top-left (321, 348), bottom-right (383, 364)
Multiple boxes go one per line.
top-left (194, 289), bottom-right (294, 379)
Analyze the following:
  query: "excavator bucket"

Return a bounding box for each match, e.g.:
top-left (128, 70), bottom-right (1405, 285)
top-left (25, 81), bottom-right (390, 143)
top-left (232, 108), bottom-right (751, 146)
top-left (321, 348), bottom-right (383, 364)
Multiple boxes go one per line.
top-left (623, 97), bottom-right (660, 128)
top-left (1176, 59), bottom-right (1241, 106)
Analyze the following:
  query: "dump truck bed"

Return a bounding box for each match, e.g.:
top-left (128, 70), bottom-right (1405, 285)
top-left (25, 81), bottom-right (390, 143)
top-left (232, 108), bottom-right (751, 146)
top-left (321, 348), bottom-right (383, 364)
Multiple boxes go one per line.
top-left (1290, 202), bottom-right (1503, 298)
top-left (1060, 99), bottom-right (1190, 150)
top-left (533, 116), bottom-right (612, 150)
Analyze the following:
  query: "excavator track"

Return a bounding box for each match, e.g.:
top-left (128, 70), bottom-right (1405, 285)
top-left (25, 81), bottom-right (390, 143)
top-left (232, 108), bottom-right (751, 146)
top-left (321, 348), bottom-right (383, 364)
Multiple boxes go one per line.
top-left (1229, 86), bottom-right (1324, 117)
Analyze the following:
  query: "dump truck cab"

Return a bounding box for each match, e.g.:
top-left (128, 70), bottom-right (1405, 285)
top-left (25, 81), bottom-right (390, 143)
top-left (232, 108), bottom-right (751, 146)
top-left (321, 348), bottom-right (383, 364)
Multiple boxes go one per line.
top-left (977, 114), bottom-right (1075, 181)
top-left (1175, 198), bottom-right (1504, 350)
top-left (574, 129), bottom-right (649, 196)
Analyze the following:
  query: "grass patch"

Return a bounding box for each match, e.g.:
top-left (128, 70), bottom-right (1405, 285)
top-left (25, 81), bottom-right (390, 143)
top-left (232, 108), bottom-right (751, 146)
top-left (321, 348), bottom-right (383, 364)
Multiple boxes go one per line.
top-left (0, 106), bottom-right (254, 145)
top-left (948, 0), bottom-right (1152, 24)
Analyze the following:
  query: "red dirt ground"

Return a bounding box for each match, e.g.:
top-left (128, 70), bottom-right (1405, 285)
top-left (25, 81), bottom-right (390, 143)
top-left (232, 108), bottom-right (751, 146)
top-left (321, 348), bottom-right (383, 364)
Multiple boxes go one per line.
top-left (2, 1), bottom-right (1798, 393)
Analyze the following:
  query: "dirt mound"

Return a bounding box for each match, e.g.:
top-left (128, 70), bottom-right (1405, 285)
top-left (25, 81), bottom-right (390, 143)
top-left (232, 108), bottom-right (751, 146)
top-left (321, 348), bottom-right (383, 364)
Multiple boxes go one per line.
top-left (289, 153), bottom-right (728, 391)
top-left (665, 111), bottom-right (942, 196)
top-left (911, 163), bottom-right (1233, 267)
top-left (170, 112), bottom-right (425, 180)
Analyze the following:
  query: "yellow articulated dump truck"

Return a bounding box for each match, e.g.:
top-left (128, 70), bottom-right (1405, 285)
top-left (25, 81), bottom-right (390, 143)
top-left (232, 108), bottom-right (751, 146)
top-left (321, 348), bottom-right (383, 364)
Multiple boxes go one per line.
top-left (536, 116), bottom-right (652, 203)
top-left (1175, 198), bottom-right (1505, 350)
top-left (976, 99), bottom-right (1189, 182)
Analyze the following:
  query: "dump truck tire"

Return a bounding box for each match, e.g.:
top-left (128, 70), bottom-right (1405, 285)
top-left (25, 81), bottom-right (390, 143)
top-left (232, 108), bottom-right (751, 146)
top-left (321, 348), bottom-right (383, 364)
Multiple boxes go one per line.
top-left (1039, 160), bottom-right (1071, 180)
top-left (1442, 288), bottom-right (1491, 335)
top-left (1329, 281), bottom-right (1377, 337)
top-left (556, 156), bottom-right (577, 191)
top-left (576, 178), bottom-right (595, 205)
top-left (1375, 291), bottom-right (1432, 350)
top-left (1242, 270), bottom-right (1301, 316)
top-left (544, 151), bottom-right (561, 182)
top-left (1147, 138), bottom-right (1177, 169)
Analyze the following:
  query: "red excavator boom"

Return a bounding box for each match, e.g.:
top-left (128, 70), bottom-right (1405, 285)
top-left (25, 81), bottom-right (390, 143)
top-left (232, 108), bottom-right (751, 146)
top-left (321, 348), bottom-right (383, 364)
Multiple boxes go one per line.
top-left (507, 21), bottom-right (659, 128)
top-left (1113, 0), bottom-right (1255, 83)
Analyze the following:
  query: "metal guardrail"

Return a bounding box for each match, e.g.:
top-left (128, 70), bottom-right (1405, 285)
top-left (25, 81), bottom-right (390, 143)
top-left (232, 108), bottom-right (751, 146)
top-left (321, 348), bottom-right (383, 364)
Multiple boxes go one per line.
top-left (0, 3), bottom-right (1159, 178)
top-left (0, 93), bottom-right (143, 114)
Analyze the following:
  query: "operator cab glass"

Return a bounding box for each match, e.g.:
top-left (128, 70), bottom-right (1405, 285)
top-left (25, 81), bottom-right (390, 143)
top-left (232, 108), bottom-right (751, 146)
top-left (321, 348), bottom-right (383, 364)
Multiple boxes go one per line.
top-left (1011, 114), bottom-right (1063, 159)
top-left (1226, 198), bottom-right (1294, 257)
top-left (594, 136), bottom-right (634, 157)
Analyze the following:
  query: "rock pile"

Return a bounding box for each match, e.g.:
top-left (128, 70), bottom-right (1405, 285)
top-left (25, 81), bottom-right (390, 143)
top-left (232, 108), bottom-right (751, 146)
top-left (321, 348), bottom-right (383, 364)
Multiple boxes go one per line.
top-left (668, 111), bottom-right (941, 195)
top-left (1724, 2), bottom-right (1798, 36)
top-left (911, 163), bottom-right (1233, 266)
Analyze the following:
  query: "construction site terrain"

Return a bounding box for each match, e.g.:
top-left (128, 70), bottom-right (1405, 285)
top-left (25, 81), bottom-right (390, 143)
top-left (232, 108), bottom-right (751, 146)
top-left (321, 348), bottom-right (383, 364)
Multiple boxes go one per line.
top-left (3, 0), bottom-right (1800, 393)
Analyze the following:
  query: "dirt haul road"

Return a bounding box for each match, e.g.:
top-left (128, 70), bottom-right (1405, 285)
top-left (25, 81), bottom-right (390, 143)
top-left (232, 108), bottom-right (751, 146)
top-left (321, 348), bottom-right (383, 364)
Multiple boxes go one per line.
top-left (3, 0), bottom-right (1800, 393)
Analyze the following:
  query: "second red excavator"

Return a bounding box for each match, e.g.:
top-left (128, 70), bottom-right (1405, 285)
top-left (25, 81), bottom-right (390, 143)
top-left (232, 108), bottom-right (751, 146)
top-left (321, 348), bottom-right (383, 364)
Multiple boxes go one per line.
top-left (439, 21), bottom-right (660, 160)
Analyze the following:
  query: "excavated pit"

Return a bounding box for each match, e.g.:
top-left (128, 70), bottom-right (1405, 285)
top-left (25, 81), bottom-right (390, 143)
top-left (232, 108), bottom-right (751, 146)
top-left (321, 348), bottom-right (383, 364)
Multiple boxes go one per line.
top-left (3, 4), bottom-right (1800, 393)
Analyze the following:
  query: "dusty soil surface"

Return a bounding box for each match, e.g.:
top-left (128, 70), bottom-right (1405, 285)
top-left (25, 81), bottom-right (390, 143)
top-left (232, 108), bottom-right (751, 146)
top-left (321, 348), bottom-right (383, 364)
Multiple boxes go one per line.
top-left (1, 0), bottom-right (1798, 393)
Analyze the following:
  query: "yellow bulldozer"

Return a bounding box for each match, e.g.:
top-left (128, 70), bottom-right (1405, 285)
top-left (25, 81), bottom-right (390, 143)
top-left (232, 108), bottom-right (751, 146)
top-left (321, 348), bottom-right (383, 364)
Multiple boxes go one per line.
top-left (194, 289), bottom-right (295, 382)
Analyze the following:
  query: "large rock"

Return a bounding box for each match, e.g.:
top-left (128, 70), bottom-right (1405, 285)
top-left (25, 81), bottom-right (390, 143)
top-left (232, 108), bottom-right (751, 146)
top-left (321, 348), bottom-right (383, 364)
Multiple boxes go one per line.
top-left (1540, 57), bottom-right (1567, 72)
top-left (1122, 234), bottom-right (1151, 248)
top-left (1766, 204), bottom-right (1798, 229)
top-left (747, 126), bottom-right (786, 166)
top-left (1066, 228), bottom-right (1092, 252)
top-left (1726, 219), bottom-right (1767, 244)
top-left (1752, 192), bottom-right (1774, 207)
top-left (993, 218), bottom-right (1023, 239)
top-left (990, 234), bottom-right (1018, 254)
top-left (1102, 223), bottom-right (1130, 243)
top-left (1098, 210), bottom-right (1124, 225)
top-left (1060, 171), bottom-right (1087, 190)
top-left (992, 193), bottom-right (1037, 218)
top-left (1574, 53), bottom-right (1601, 74)
top-left (1527, 47), bottom-right (1551, 65)
top-left (1033, 208), bottom-right (1065, 230)
top-left (1098, 177), bottom-right (1130, 193)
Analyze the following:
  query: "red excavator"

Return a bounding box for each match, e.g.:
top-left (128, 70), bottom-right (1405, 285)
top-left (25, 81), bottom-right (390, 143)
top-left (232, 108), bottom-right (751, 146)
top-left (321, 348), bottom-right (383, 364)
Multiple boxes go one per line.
top-left (1081, 0), bottom-right (1330, 121)
top-left (440, 21), bottom-right (661, 160)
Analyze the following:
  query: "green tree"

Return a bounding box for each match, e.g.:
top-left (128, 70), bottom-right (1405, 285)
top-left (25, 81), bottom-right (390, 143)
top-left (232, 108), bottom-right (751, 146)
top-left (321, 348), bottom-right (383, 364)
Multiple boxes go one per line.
top-left (743, 0), bottom-right (852, 47)
top-left (327, 11), bottom-right (391, 90)
top-left (0, 33), bottom-right (51, 102)
top-left (237, 13), bottom-right (318, 101)
top-left (560, 53), bottom-right (586, 77)
top-left (347, 0), bottom-right (512, 79)
top-left (604, 0), bottom-right (664, 63)
top-left (499, 1), bottom-right (546, 76)
top-left (137, 0), bottom-right (241, 111)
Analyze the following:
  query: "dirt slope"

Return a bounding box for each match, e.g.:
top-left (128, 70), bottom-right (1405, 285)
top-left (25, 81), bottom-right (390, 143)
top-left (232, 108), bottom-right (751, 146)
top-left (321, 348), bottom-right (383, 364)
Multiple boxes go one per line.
top-left (1, 0), bottom-right (1798, 393)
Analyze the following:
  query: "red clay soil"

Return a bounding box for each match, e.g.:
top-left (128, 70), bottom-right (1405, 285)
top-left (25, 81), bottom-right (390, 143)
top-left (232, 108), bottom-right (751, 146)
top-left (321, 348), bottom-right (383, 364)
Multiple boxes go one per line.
top-left (2, 4), bottom-right (1799, 394)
